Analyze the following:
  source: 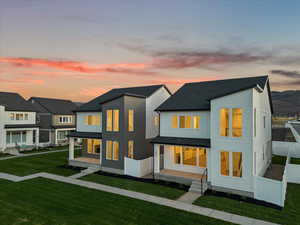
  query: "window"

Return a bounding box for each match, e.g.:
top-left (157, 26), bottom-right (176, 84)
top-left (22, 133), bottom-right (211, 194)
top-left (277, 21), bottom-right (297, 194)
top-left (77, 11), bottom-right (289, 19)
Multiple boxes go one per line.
top-left (183, 147), bottom-right (197, 166)
top-left (22, 131), bottom-right (26, 143)
top-left (232, 108), bottom-right (243, 137)
top-left (174, 146), bottom-right (182, 164)
top-left (57, 130), bottom-right (68, 140)
top-left (179, 116), bottom-right (185, 128)
top-left (113, 141), bottom-right (119, 160)
top-left (220, 109), bottom-right (229, 136)
top-left (106, 110), bottom-right (113, 131)
top-left (59, 116), bottom-right (72, 124)
top-left (154, 116), bottom-right (159, 126)
top-left (85, 115), bottom-right (100, 126)
top-left (128, 140), bottom-right (134, 158)
top-left (232, 152), bottom-right (243, 177)
top-left (198, 148), bottom-right (207, 167)
top-left (6, 132), bottom-right (10, 144)
top-left (24, 114), bottom-right (28, 120)
top-left (185, 116), bottom-right (191, 128)
top-left (87, 139), bottom-right (101, 154)
top-left (220, 151), bottom-right (230, 176)
top-left (193, 116), bottom-right (200, 129)
top-left (263, 116), bottom-right (266, 128)
top-left (254, 108), bottom-right (257, 137)
top-left (128, 109), bottom-right (134, 131)
top-left (172, 115), bottom-right (178, 128)
top-left (11, 131), bottom-right (21, 143)
top-left (16, 113), bottom-right (23, 120)
top-left (106, 140), bottom-right (113, 159)
top-left (10, 113), bottom-right (14, 120)
top-left (113, 110), bottom-right (119, 131)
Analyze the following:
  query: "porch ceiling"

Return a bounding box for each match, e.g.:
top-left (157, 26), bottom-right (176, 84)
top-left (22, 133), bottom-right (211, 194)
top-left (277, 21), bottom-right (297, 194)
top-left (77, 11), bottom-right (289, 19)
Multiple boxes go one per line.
top-left (68, 131), bottom-right (102, 139)
top-left (151, 136), bottom-right (210, 148)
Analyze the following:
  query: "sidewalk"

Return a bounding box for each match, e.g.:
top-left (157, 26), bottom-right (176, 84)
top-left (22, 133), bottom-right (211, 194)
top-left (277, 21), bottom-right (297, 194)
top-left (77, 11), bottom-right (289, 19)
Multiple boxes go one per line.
top-left (0, 171), bottom-right (279, 225)
top-left (0, 149), bottom-right (68, 161)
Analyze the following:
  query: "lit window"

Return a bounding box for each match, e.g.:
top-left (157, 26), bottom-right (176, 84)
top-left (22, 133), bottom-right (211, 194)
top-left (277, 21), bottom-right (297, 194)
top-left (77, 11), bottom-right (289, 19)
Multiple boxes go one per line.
top-left (183, 147), bottom-right (197, 166)
top-left (198, 148), bottom-right (207, 167)
top-left (106, 140), bottom-right (113, 159)
top-left (220, 151), bottom-right (229, 176)
top-left (232, 108), bottom-right (243, 137)
top-left (16, 113), bottom-right (23, 120)
top-left (232, 152), bottom-right (242, 177)
top-left (85, 115), bottom-right (100, 125)
top-left (220, 109), bottom-right (229, 136)
top-left (87, 139), bottom-right (101, 154)
top-left (174, 146), bottom-right (182, 164)
top-left (106, 110), bottom-right (113, 131)
top-left (179, 116), bottom-right (185, 128)
top-left (10, 113), bottom-right (14, 120)
top-left (185, 116), bottom-right (191, 128)
top-left (113, 141), bottom-right (119, 160)
top-left (128, 140), bottom-right (134, 158)
top-left (193, 116), bottom-right (200, 129)
top-left (113, 110), bottom-right (119, 132)
top-left (128, 109), bottom-right (134, 131)
top-left (172, 115), bottom-right (178, 128)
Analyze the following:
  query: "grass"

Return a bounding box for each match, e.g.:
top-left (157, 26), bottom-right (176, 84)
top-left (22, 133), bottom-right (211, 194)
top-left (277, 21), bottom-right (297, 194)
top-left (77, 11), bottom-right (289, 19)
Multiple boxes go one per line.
top-left (272, 155), bottom-right (287, 165)
top-left (81, 173), bottom-right (186, 200)
top-left (0, 151), bottom-right (78, 176)
top-left (194, 183), bottom-right (300, 225)
top-left (0, 178), bottom-right (234, 225)
top-left (21, 145), bottom-right (72, 154)
top-left (290, 157), bottom-right (300, 165)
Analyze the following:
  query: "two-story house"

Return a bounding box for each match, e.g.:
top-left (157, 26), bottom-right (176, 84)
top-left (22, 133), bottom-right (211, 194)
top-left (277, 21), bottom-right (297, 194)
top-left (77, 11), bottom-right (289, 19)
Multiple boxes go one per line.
top-left (151, 76), bottom-right (273, 199)
top-left (68, 85), bottom-right (171, 177)
top-left (28, 97), bottom-right (78, 146)
top-left (0, 92), bottom-right (39, 152)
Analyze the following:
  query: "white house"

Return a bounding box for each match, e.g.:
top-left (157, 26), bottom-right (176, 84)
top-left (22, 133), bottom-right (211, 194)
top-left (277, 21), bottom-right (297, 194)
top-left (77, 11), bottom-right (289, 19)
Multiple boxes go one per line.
top-left (0, 92), bottom-right (39, 152)
top-left (151, 76), bottom-right (275, 202)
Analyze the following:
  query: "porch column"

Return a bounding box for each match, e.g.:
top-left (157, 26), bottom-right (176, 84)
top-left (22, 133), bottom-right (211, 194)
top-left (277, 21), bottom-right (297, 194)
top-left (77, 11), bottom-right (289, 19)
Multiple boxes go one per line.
top-left (154, 144), bottom-right (160, 173)
top-left (69, 137), bottom-right (74, 160)
top-left (55, 129), bottom-right (58, 145)
top-left (35, 128), bottom-right (39, 149)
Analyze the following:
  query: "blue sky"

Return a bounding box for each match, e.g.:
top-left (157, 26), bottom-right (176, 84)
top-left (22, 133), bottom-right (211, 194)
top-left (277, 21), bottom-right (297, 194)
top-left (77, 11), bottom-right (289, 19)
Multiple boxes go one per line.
top-left (1, 0), bottom-right (300, 101)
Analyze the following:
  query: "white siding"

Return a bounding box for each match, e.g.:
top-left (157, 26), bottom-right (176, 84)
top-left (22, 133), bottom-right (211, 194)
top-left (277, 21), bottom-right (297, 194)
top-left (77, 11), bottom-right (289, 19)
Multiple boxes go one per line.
top-left (145, 87), bottom-right (170, 138)
top-left (0, 106), bottom-right (5, 151)
top-left (4, 111), bottom-right (36, 125)
top-left (76, 112), bottom-right (102, 133)
top-left (160, 111), bottom-right (210, 138)
top-left (210, 89), bottom-right (254, 193)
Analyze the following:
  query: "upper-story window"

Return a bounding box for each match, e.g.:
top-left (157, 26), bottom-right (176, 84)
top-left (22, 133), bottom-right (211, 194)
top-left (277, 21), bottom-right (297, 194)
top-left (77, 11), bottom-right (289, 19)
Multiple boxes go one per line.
top-left (10, 113), bottom-right (29, 121)
top-left (220, 108), bottom-right (243, 137)
top-left (128, 109), bottom-right (134, 131)
top-left (59, 116), bottom-right (72, 124)
top-left (106, 109), bottom-right (119, 132)
top-left (172, 115), bottom-right (200, 129)
top-left (154, 115), bottom-right (159, 126)
top-left (85, 115), bottom-right (100, 126)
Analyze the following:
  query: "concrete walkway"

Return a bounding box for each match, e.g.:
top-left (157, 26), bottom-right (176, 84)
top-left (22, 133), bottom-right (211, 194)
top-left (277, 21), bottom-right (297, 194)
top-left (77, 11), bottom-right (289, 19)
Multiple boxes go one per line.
top-left (0, 171), bottom-right (279, 225)
top-left (69, 167), bottom-right (101, 179)
top-left (0, 149), bottom-right (68, 161)
top-left (177, 191), bottom-right (202, 204)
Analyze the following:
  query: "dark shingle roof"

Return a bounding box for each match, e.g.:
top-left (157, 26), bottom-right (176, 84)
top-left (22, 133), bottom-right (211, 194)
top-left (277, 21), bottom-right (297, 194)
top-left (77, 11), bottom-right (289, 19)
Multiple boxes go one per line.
top-left (156, 76), bottom-right (270, 112)
top-left (76, 85), bottom-right (167, 112)
top-left (150, 136), bottom-right (211, 148)
top-left (29, 97), bottom-right (78, 114)
top-left (0, 92), bottom-right (36, 112)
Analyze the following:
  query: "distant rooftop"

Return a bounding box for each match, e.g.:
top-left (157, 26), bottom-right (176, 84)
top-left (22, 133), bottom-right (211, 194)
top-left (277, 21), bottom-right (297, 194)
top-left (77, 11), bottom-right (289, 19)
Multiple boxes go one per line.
top-left (0, 92), bottom-right (35, 112)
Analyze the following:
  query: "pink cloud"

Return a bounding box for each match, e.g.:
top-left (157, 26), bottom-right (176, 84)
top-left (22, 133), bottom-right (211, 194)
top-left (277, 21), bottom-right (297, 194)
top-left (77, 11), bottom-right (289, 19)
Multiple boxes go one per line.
top-left (0, 77), bottom-right (44, 85)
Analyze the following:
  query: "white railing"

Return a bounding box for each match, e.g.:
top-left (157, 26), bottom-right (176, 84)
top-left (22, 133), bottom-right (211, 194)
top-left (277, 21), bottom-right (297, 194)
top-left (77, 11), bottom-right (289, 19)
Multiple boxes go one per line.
top-left (286, 153), bottom-right (300, 184)
top-left (124, 157), bottom-right (153, 178)
top-left (272, 141), bottom-right (300, 157)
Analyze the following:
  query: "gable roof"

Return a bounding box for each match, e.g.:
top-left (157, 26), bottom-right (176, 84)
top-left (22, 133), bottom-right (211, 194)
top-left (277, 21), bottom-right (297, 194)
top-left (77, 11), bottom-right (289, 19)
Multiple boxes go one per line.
top-left (156, 76), bottom-right (272, 112)
top-left (76, 84), bottom-right (169, 112)
top-left (29, 97), bottom-right (78, 114)
top-left (0, 92), bottom-right (36, 112)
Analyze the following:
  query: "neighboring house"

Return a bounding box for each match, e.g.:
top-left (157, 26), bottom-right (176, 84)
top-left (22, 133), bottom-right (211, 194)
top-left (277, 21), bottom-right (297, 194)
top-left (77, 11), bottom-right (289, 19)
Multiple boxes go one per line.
top-left (0, 92), bottom-right (39, 152)
top-left (28, 97), bottom-right (78, 146)
top-left (151, 76), bottom-right (273, 200)
top-left (68, 85), bottom-right (171, 177)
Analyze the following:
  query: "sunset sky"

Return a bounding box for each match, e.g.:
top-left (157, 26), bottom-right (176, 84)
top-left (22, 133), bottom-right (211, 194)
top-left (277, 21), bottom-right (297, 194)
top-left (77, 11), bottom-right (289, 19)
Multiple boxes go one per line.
top-left (1, 0), bottom-right (300, 102)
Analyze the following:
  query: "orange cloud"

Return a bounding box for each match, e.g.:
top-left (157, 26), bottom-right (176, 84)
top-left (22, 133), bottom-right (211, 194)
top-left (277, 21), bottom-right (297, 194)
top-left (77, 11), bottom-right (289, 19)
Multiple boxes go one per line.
top-left (0, 77), bottom-right (44, 85)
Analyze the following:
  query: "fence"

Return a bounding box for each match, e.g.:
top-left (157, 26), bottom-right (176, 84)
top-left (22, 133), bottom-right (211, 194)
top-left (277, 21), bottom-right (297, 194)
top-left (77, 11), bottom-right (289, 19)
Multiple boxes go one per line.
top-left (124, 157), bottom-right (153, 178)
top-left (272, 141), bottom-right (300, 157)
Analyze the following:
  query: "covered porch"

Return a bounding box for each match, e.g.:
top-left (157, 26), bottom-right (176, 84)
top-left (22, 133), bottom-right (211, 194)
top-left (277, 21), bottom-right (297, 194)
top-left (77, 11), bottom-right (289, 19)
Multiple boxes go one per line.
top-left (68, 131), bottom-right (102, 168)
top-left (151, 136), bottom-right (210, 185)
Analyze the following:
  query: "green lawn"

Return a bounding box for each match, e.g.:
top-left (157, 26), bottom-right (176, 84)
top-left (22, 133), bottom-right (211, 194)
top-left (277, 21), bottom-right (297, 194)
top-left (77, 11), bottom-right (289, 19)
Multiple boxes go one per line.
top-left (272, 155), bottom-right (287, 165)
top-left (0, 151), bottom-right (78, 176)
top-left (290, 157), bottom-right (300, 165)
top-left (21, 145), bottom-right (73, 154)
top-left (194, 183), bottom-right (300, 225)
top-left (81, 173), bottom-right (186, 200)
top-left (0, 178), bottom-right (233, 225)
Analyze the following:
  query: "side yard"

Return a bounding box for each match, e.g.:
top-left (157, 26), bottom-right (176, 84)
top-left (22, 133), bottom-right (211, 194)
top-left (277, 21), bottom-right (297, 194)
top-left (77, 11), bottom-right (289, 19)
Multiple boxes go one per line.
top-left (194, 183), bottom-right (300, 225)
top-left (0, 178), bottom-right (234, 225)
